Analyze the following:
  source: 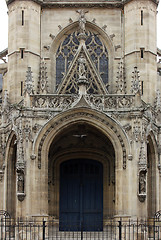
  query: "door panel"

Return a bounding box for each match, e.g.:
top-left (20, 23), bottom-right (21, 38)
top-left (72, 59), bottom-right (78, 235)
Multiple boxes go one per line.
top-left (59, 159), bottom-right (103, 231)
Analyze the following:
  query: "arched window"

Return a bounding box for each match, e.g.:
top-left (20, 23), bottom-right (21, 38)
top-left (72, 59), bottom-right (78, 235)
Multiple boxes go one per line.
top-left (56, 30), bottom-right (108, 94)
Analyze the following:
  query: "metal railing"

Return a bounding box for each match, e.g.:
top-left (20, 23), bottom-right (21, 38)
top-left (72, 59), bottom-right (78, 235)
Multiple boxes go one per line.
top-left (0, 218), bottom-right (161, 240)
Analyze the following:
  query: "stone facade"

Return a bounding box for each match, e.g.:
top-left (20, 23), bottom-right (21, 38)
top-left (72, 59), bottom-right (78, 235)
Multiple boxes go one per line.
top-left (0, 0), bottom-right (160, 226)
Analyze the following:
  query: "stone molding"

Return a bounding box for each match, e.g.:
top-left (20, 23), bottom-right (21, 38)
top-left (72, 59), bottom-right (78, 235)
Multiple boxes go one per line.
top-left (6, 0), bottom-right (123, 8)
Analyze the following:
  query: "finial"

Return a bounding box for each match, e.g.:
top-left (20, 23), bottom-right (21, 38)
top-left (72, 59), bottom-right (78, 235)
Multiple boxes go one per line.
top-left (76, 10), bottom-right (88, 40)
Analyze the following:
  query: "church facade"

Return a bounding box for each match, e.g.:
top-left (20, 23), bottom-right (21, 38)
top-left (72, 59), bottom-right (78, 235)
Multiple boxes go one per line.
top-left (0, 0), bottom-right (161, 230)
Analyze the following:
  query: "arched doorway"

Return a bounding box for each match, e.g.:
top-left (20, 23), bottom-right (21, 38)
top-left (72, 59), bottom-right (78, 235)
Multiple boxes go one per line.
top-left (60, 159), bottom-right (103, 231)
top-left (48, 122), bottom-right (115, 229)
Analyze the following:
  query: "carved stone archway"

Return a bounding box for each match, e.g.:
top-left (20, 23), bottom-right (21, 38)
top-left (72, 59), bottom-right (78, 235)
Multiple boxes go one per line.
top-left (48, 122), bottom-right (115, 221)
top-left (33, 107), bottom-right (131, 218)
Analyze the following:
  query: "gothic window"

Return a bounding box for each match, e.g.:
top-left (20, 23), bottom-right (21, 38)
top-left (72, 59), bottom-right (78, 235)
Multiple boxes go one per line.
top-left (56, 31), bottom-right (108, 94)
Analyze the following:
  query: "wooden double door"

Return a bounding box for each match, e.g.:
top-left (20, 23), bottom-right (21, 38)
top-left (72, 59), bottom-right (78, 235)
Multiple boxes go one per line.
top-left (60, 159), bottom-right (103, 231)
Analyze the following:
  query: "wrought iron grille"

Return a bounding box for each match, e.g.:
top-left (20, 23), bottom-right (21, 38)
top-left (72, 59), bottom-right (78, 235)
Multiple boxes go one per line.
top-left (0, 218), bottom-right (161, 240)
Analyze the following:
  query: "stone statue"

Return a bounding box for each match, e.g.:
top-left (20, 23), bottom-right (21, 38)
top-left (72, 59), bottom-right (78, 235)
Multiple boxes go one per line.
top-left (76, 10), bottom-right (88, 34)
top-left (18, 173), bottom-right (24, 193)
top-left (78, 55), bottom-right (86, 79)
top-left (139, 171), bottom-right (146, 194)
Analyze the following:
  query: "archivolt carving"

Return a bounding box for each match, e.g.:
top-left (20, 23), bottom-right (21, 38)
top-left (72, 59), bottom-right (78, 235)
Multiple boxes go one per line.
top-left (37, 110), bottom-right (128, 170)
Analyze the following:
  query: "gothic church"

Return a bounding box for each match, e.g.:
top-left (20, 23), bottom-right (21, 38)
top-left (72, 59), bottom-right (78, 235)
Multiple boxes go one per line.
top-left (0, 0), bottom-right (161, 231)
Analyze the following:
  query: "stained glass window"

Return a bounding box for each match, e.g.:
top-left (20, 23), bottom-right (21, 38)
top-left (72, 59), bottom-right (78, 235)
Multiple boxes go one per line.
top-left (56, 30), bottom-right (108, 93)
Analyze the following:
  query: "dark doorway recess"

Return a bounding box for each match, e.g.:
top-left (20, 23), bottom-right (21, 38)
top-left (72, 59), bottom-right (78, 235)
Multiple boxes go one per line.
top-left (59, 159), bottom-right (103, 231)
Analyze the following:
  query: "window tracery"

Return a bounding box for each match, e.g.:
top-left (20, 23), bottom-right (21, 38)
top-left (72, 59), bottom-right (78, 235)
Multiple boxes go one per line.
top-left (56, 30), bottom-right (108, 94)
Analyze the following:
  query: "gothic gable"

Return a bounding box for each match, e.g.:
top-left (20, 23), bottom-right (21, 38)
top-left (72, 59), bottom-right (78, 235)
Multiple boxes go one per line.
top-left (55, 26), bottom-right (109, 95)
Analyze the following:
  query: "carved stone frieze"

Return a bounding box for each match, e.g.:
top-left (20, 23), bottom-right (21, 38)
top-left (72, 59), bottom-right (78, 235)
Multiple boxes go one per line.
top-left (32, 95), bottom-right (79, 109)
top-left (104, 95), bottom-right (134, 110)
top-left (85, 95), bottom-right (103, 110)
top-left (32, 94), bottom-right (135, 111)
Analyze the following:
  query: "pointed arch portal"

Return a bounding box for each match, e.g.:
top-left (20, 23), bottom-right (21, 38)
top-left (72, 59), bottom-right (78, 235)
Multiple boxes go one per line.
top-left (47, 120), bottom-right (117, 231)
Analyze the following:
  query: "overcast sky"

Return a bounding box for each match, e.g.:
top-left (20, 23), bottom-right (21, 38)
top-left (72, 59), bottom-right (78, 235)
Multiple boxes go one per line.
top-left (0, 0), bottom-right (161, 52)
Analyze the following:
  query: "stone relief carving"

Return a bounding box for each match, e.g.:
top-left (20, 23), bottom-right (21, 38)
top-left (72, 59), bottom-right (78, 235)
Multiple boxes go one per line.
top-left (37, 61), bottom-right (48, 94)
top-left (132, 117), bottom-right (149, 143)
top-left (24, 67), bottom-right (34, 95)
top-left (23, 123), bottom-right (33, 143)
top-left (32, 94), bottom-right (135, 111)
top-left (131, 67), bottom-right (141, 95)
top-left (133, 117), bottom-right (141, 142)
top-left (116, 59), bottom-right (126, 94)
top-left (32, 95), bottom-right (79, 109)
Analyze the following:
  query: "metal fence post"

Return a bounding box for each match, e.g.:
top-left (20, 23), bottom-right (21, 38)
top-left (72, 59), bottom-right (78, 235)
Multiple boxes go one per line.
top-left (81, 221), bottom-right (83, 240)
top-left (118, 220), bottom-right (122, 240)
top-left (43, 220), bottom-right (46, 240)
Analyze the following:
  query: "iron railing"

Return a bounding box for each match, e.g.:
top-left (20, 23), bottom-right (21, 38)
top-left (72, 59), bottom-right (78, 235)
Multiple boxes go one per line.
top-left (0, 218), bottom-right (161, 240)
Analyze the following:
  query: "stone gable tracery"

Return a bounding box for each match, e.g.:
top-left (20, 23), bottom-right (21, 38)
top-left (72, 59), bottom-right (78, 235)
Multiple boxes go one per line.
top-left (55, 25), bottom-right (109, 94)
